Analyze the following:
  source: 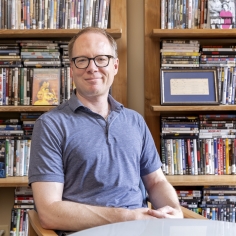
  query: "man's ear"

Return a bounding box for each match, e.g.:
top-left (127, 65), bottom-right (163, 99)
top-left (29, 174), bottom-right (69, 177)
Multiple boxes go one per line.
top-left (114, 58), bottom-right (119, 75)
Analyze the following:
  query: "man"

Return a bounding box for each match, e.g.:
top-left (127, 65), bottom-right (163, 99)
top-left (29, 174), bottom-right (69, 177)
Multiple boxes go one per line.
top-left (28, 27), bottom-right (183, 233)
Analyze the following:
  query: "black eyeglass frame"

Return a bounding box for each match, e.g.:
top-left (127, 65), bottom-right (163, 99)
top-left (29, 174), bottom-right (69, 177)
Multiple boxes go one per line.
top-left (71, 55), bottom-right (115, 69)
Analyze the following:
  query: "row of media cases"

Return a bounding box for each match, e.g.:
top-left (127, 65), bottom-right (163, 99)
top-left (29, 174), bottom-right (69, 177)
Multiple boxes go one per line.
top-left (0, 0), bottom-right (111, 30)
top-left (0, 113), bottom-right (42, 178)
top-left (161, 114), bottom-right (236, 176)
top-left (161, 39), bottom-right (236, 105)
top-left (0, 40), bottom-right (74, 106)
top-left (9, 185), bottom-right (236, 236)
top-left (161, 0), bottom-right (236, 29)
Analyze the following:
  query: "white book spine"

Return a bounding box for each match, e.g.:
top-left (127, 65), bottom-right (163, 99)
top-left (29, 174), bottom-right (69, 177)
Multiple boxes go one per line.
top-left (15, 140), bottom-right (21, 176)
top-left (178, 139), bottom-right (183, 175)
top-left (44, 0), bottom-right (49, 29)
top-left (161, 0), bottom-right (166, 29)
top-left (222, 67), bottom-right (229, 105)
top-left (88, 0), bottom-right (94, 27)
top-left (194, 140), bottom-right (199, 175)
top-left (188, 0), bottom-right (192, 29)
top-left (23, 68), bottom-right (27, 105)
top-left (19, 140), bottom-right (25, 176)
top-left (11, 0), bottom-right (16, 29)
top-left (101, 0), bottom-right (106, 28)
top-left (0, 69), bottom-right (3, 106)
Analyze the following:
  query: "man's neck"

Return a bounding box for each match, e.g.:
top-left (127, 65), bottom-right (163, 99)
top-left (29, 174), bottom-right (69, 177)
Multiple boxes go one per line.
top-left (76, 92), bottom-right (110, 119)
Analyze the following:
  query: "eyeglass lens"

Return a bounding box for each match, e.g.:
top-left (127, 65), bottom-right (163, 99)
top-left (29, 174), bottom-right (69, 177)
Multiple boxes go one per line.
top-left (74, 55), bottom-right (111, 68)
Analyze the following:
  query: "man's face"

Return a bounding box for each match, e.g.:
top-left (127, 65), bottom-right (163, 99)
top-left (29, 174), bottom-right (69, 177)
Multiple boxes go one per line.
top-left (70, 32), bottom-right (119, 100)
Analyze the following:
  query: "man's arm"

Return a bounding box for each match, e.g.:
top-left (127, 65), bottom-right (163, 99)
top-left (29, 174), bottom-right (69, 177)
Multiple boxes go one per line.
top-left (142, 168), bottom-right (183, 218)
top-left (32, 182), bottom-right (157, 232)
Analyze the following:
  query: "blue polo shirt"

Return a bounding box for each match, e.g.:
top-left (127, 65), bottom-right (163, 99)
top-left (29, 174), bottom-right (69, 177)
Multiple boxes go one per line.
top-left (28, 92), bottom-right (161, 209)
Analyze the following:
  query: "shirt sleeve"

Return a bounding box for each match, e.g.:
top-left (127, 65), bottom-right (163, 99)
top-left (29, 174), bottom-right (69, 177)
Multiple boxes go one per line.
top-left (28, 117), bottom-right (64, 184)
top-left (139, 116), bottom-right (162, 176)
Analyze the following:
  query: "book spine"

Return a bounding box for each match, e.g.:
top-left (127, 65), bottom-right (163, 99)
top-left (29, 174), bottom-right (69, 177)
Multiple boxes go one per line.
top-left (232, 138), bottom-right (236, 175)
top-left (213, 138), bottom-right (218, 175)
top-left (0, 68), bottom-right (3, 106)
top-left (173, 139), bottom-right (177, 175)
top-left (161, 138), bottom-right (166, 174)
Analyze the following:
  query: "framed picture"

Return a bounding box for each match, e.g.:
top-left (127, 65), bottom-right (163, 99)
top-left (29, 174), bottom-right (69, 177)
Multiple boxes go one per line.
top-left (32, 68), bottom-right (61, 106)
top-left (160, 69), bottom-right (219, 105)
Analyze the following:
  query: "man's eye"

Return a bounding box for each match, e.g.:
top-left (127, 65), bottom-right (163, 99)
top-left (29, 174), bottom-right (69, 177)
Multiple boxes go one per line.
top-left (97, 57), bottom-right (106, 61)
top-left (77, 58), bottom-right (87, 63)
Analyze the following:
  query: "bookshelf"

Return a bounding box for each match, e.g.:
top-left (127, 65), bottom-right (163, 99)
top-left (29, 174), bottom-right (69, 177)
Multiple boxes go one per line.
top-left (144, 0), bottom-right (236, 186)
top-left (0, 0), bottom-right (127, 232)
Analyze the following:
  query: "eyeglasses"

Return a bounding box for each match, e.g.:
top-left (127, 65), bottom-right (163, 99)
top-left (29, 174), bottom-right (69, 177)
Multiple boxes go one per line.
top-left (71, 55), bottom-right (115, 69)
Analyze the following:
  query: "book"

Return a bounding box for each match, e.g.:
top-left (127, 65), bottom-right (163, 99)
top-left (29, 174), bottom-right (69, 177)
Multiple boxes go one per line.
top-left (0, 140), bottom-right (5, 178)
top-left (32, 68), bottom-right (61, 105)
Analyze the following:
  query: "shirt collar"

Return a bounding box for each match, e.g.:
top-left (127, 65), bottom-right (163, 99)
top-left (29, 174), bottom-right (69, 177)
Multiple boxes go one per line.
top-left (68, 89), bottom-right (123, 113)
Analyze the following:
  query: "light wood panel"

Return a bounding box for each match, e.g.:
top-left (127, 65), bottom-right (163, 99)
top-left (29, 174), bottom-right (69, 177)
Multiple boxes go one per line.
top-left (110, 0), bottom-right (127, 106)
top-left (152, 105), bottom-right (236, 112)
top-left (144, 0), bottom-right (160, 149)
top-left (0, 29), bottom-right (122, 39)
top-left (152, 29), bottom-right (236, 39)
top-left (0, 177), bottom-right (28, 187)
top-left (0, 106), bottom-right (55, 112)
top-left (167, 175), bottom-right (236, 186)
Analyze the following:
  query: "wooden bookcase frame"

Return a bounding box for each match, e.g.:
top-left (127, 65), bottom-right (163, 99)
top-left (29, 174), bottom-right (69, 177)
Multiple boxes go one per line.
top-left (0, 1), bottom-right (127, 232)
top-left (0, 0), bottom-right (127, 187)
top-left (144, 0), bottom-right (236, 186)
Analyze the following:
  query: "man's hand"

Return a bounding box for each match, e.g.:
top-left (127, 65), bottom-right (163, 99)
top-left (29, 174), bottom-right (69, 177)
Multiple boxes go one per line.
top-left (147, 206), bottom-right (183, 218)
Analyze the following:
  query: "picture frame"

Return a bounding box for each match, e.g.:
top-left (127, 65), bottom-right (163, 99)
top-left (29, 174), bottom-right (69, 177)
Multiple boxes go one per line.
top-left (32, 68), bottom-right (61, 106)
top-left (160, 69), bottom-right (219, 105)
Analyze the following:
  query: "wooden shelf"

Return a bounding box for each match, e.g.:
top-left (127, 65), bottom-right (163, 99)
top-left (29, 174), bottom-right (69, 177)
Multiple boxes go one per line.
top-left (167, 175), bottom-right (236, 186)
top-left (0, 106), bottom-right (55, 112)
top-left (151, 105), bottom-right (236, 113)
top-left (0, 29), bottom-right (122, 39)
top-left (0, 176), bottom-right (28, 187)
top-left (151, 29), bottom-right (236, 39)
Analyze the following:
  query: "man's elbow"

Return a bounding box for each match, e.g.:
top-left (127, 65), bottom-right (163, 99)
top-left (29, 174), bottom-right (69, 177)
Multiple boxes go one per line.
top-left (38, 211), bottom-right (57, 230)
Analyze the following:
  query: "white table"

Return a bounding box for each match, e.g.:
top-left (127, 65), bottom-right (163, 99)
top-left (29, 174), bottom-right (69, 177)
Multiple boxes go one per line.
top-left (70, 219), bottom-right (236, 236)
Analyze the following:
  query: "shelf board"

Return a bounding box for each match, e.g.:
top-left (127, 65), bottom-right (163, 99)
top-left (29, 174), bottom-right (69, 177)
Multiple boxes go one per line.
top-left (167, 175), bottom-right (236, 186)
top-left (0, 106), bottom-right (55, 112)
top-left (0, 176), bottom-right (28, 187)
top-left (0, 29), bottom-right (122, 39)
top-left (151, 105), bottom-right (236, 112)
top-left (151, 29), bottom-right (236, 39)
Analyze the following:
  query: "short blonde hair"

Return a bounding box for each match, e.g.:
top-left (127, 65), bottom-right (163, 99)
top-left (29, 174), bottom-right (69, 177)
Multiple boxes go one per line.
top-left (68, 27), bottom-right (118, 60)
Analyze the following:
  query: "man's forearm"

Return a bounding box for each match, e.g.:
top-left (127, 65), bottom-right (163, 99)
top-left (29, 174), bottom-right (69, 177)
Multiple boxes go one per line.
top-left (37, 201), bottom-right (130, 231)
top-left (37, 201), bottom-right (154, 231)
top-left (148, 179), bottom-right (181, 212)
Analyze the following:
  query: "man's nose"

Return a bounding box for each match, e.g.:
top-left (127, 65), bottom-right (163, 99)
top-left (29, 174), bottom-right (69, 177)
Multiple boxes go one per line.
top-left (87, 58), bottom-right (98, 70)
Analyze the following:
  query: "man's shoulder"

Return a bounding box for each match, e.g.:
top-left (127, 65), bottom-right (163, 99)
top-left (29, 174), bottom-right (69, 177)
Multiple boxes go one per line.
top-left (123, 107), bottom-right (144, 120)
top-left (39, 102), bottom-right (71, 121)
